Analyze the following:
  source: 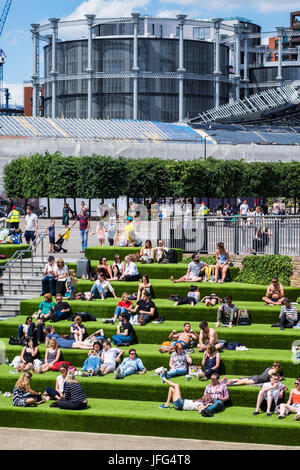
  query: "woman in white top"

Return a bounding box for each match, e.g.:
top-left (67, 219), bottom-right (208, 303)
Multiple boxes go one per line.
top-left (45, 362), bottom-right (68, 400)
top-left (119, 255), bottom-right (140, 282)
top-left (98, 339), bottom-right (124, 376)
top-left (140, 240), bottom-right (153, 264)
top-left (54, 258), bottom-right (69, 296)
top-left (111, 254), bottom-right (125, 280)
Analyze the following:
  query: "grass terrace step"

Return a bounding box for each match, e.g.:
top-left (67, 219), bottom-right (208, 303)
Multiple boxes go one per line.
top-left (0, 244), bottom-right (30, 259)
top-left (1, 340), bottom-right (298, 377)
top-left (0, 395), bottom-right (299, 446)
top-left (67, 261), bottom-right (240, 281)
top-left (2, 316), bottom-right (299, 350)
top-left (84, 247), bottom-right (183, 262)
top-left (72, 280), bottom-right (300, 302)
top-left (19, 297), bottom-right (292, 325)
top-left (0, 365), bottom-right (295, 408)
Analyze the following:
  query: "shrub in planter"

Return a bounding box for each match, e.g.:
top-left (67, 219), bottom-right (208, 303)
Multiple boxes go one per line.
top-left (235, 255), bottom-right (293, 286)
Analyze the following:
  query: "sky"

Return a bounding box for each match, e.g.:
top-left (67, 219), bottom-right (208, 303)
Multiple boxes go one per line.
top-left (0, 0), bottom-right (298, 106)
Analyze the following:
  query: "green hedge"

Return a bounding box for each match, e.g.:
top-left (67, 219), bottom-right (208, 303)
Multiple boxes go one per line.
top-left (0, 244), bottom-right (30, 259)
top-left (84, 247), bottom-right (183, 262)
top-left (235, 255), bottom-right (293, 286)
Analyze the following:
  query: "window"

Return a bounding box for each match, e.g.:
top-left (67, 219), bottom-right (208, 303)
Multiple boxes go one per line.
top-left (193, 27), bottom-right (211, 40)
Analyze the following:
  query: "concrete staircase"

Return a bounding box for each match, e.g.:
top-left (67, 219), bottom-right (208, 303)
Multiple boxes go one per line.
top-left (0, 259), bottom-right (44, 318)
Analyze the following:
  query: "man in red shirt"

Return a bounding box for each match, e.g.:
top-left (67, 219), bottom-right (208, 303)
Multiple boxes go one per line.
top-left (70, 207), bottom-right (90, 253)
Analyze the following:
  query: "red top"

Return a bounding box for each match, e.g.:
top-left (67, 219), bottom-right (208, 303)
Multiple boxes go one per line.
top-left (292, 390), bottom-right (300, 404)
top-left (118, 301), bottom-right (133, 309)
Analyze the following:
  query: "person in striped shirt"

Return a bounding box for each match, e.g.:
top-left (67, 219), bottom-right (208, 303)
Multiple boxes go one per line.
top-left (279, 298), bottom-right (298, 330)
top-left (51, 372), bottom-right (87, 410)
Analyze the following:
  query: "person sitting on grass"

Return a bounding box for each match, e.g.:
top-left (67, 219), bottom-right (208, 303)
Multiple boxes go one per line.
top-left (158, 323), bottom-right (198, 354)
top-left (111, 254), bottom-right (125, 280)
top-left (227, 360), bottom-right (282, 386)
top-left (262, 277), bottom-right (285, 306)
top-left (277, 377), bottom-right (300, 420)
top-left (112, 313), bottom-right (136, 346)
top-left (37, 338), bottom-right (61, 374)
top-left (170, 253), bottom-right (207, 283)
top-left (201, 293), bottom-right (222, 307)
top-left (87, 273), bottom-right (118, 301)
top-left (17, 316), bottom-right (36, 342)
top-left (214, 242), bottom-right (229, 283)
top-left (271, 298), bottom-right (299, 330)
top-left (13, 371), bottom-right (44, 407)
top-left (159, 371), bottom-right (229, 417)
top-left (96, 257), bottom-right (113, 280)
top-left (16, 337), bottom-right (39, 373)
top-left (51, 371), bottom-right (87, 410)
top-left (215, 296), bottom-right (238, 328)
top-left (201, 344), bottom-right (221, 380)
top-left (197, 321), bottom-right (222, 352)
top-left (45, 362), bottom-right (68, 401)
top-left (97, 339), bottom-right (124, 376)
top-left (70, 315), bottom-right (87, 342)
top-left (119, 255), bottom-right (141, 282)
top-left (252, 373), bottom-right (288, 417)
top-left (45, 325), bottom-right (93, 350)
top-left (172, 285), bottom-right (200, 307)
top-left (34, 293), bottom-right (55, 319)
top-left (137, 275), bottom-right (152, 301)
top-left (131, 291), bottom-right (156, 326)
top-left (112, 292), bottom-right (135, 323)
top-left (114, 348), bottom-right (147, 379)
top-left (165, 342), bottom-right (193, 379)
top-left (82, 341), bottom-right (102, 375)
top-left (83, 327), bottom-right (105, 345)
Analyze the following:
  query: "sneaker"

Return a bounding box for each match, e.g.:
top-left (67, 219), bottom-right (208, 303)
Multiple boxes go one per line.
top-left (201, 408), bottom-right (214, 417)
top-left (252, 411), bottom-right (259, 415)
top-left (97, 370), bottom-right (104, 376)
top-left (267, 412), bottom-right (272, 417)
top-left (159, 404), bottom-right (170, 409)
top-left (114, 367), bottom-right (123, 379)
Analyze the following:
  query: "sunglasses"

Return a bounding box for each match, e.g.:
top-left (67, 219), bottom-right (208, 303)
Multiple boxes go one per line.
top-left (295, 382), bottom-right (300, 385)
top-left (130, 352), bottom-right (136, 355)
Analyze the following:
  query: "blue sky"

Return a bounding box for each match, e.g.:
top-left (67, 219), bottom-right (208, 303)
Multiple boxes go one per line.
top-left (0, 0), bottom-right (298, 105)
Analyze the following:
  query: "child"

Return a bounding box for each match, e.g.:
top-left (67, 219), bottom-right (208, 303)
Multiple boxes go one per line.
top-left (93, 221), bottom-right (105, 246)
top-left (46, 219), bottom-right (55, 253)
top-left (65, 269), bottom-right (77, 300)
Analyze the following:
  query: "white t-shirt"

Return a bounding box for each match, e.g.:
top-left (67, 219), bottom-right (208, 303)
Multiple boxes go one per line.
top-left (25, 213), bottom-right (38, 231)
top-left (103, 348), bottom-right (121, 365)
top-left (240, 204), bottom-right (249, 216)
top-left (55, 265), bottom-right (69, 281)
top-left (183, 399), bottom-right (200, 411)
top-left (45, 262), bottom-right (57, 276)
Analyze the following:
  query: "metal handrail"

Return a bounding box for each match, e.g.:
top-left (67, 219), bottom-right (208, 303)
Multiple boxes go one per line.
top-left (3, 233), bottom-right (48, 295)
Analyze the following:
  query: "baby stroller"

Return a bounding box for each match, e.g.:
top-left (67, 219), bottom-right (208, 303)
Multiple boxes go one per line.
top-left (53, 229), bottom-right (70, 254)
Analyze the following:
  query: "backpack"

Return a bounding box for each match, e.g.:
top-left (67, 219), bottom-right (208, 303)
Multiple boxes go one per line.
top-left (166, 249), bottom-right (178, 263)
top-left (237, 309), bottom-right (252, 325)
top-left (204, 265), bottom-right (215, 282)
top-left (51, 361), bottom-right (72, 372)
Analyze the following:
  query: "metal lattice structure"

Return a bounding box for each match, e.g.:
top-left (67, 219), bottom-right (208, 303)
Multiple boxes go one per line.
top-left (190, 86), bottom-right (300, 124)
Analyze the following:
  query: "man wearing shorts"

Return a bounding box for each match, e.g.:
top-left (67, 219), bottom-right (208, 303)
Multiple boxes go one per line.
top-left (170, 253), bottom-right (207, 283)
top-left (24, 206), bottom-right (38, 254)
top-left (159, 372), bottom-right (229, 417)
top-left (197, 320), bottom-right (221, 352)
top-left (158, 323), bottom-right (198, 353)
top-left (262, 277), bottom-right (285, 306)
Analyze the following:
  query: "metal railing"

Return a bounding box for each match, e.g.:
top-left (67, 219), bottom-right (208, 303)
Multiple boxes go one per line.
top-left (157, 216), bottom-right (300, 255)
top-left (3, 233), bottom-right (48, 295)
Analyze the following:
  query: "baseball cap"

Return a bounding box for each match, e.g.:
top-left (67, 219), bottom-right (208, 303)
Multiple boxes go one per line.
top-left (127, 216), bottom-right (133, 221)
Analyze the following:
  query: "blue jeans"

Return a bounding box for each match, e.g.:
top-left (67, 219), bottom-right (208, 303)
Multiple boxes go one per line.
top-left (168, 368), bottom-right (187, 379)
top-left (52, 310), bottom-right (69, 322)
top-left (91, 284), bottom-right (106, 299)
top-left (114, 306), bottom-right (130, 321)
top-left (17, 323), bottom-right (36, 340)
top-left (206, 399), bottom-right (224, 414)
top-left (42, 275), bottom-right (56, 296)
top-left (112, 334), bottom-right (133, 346)
top-left (119, 364), bottom-right (137, 377)
top-left (80, 229), bottom-right (88, 252)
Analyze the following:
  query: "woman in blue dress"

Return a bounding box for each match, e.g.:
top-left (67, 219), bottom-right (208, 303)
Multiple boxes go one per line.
top-left (214, 242), bottom-right (229, 283)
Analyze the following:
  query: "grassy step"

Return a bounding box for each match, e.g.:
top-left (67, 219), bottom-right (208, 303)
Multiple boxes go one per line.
top-left (0, 244), bottom-right (30, 259)
top-left (0, 395), bottom-right (299, 446)
top-left (67, 261), bottom-right (240, 281)
top-left (72, 280), bottom-right (300, 302)
top-left (19, 297), bottom-right (286, 324)
top-left (1, 340), bottom-right (298, 377)
top-left (0, 365), bottom-right (295, 408)
top-left (84, 246), bottom-right (183, 262)
top-left (2, 316), bottom-right (299, 350)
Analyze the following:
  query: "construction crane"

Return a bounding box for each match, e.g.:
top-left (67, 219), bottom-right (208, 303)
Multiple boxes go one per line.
top-left (0, 0), bottom-right (12, 108)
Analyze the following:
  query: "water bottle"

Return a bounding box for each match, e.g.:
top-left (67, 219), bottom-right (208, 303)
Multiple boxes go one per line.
top-left (5, 357), bottom-right (9, 366)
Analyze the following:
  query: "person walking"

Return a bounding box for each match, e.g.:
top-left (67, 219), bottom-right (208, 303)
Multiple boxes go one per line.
top-left (70, 206), bottom-right (90, 253)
